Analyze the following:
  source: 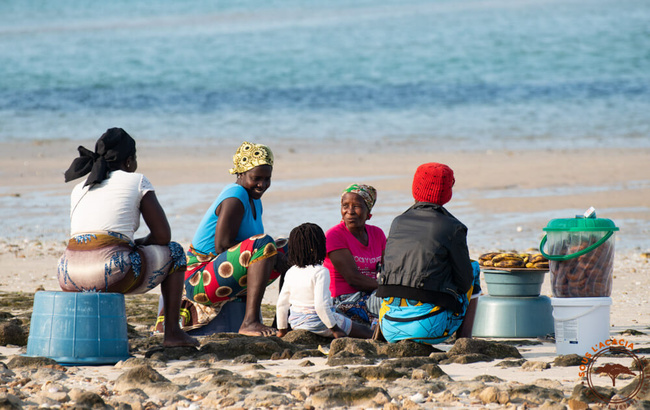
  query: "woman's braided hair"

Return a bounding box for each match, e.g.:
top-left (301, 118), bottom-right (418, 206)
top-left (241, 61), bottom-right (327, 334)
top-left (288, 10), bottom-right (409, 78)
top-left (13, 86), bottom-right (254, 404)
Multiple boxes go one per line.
top-left (287, 223), bottom-right (326, 268)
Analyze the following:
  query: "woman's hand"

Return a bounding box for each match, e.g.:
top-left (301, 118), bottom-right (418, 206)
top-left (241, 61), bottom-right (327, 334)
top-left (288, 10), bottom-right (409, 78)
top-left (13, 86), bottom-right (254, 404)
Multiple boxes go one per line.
top-left (328, 248), bottom-right (378, 292)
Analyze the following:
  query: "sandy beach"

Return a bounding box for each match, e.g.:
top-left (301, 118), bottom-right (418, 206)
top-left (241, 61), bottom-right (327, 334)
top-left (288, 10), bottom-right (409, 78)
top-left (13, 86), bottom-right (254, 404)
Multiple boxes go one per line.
top-left (1, 141), bottom-right (649, 409)
top-left (1, 141), bottom-right (649, 311)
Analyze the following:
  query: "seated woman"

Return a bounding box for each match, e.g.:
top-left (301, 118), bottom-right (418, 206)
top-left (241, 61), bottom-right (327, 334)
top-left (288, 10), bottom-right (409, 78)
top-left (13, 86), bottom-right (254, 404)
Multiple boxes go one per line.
top-left (58, 127), bottom-right (198, 347)
top-left (182, 141), bottom-right (288, 337)
top-left (323, 184), bottom-right (386, 327)
top-left (376, 163), bottom-right (481, 344)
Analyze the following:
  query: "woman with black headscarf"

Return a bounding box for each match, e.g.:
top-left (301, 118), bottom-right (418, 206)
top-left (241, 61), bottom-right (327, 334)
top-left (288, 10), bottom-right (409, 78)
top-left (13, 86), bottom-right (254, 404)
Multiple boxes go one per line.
top-left (58, 128), bottom-right (198, 347)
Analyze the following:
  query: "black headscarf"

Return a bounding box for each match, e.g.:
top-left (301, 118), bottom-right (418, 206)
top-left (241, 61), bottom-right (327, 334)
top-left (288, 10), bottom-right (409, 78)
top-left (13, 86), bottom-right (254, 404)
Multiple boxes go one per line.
top-left (64, 128), bottom-right (137, 187)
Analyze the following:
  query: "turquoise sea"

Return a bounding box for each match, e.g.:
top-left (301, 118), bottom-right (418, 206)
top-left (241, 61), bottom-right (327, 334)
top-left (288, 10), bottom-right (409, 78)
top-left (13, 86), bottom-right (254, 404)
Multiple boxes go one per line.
top-left (1, 0), bottom-right (649, 151)
top-left (1, 0), bottom-right (649, 252)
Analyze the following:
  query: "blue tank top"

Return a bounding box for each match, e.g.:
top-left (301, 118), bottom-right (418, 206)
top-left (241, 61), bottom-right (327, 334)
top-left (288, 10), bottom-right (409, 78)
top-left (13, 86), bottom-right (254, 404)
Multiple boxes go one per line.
top-left (191, 183), bottom-right (264, 255)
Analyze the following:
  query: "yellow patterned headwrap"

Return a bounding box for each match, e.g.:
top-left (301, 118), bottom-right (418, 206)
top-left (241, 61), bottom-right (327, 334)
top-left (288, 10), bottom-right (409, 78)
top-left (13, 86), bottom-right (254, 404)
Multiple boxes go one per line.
top-left (229, 142), bottom-right (274, 175)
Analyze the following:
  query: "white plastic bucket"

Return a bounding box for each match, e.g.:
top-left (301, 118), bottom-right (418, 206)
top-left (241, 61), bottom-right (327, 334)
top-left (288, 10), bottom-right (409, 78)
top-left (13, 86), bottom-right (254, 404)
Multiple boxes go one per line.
top-left (551, 297), bottom-right (612, 356)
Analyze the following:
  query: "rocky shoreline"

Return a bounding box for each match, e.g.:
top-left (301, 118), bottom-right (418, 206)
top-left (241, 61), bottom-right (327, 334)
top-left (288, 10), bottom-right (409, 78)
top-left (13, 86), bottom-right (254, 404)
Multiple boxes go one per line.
top-left (2, 292), bottom-right (650, 409)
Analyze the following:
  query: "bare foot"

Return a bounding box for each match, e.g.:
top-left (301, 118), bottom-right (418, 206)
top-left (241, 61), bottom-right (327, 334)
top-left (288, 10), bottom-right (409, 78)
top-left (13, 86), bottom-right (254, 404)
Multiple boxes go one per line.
top-left (239, 321), bottom-right (277, 337)
top-left (163, 330), bottom-right (200, 347)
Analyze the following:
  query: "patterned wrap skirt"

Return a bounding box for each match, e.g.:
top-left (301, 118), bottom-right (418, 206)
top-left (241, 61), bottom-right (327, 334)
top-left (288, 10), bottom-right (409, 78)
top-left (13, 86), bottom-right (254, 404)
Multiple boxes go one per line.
top-left (184, 233), bottom-right (282, 306)
top-left (332, 290), bottom-right (382, 326)
top-left (378, 261), bottom-right (481, 345)
top-left (57, 231), bottom-right (186, 294)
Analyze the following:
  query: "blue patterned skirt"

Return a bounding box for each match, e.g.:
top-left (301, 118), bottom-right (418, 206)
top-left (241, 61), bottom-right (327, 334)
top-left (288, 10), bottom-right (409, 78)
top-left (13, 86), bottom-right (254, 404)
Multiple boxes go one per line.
top-left (378, 261), bottom-right (481, 344)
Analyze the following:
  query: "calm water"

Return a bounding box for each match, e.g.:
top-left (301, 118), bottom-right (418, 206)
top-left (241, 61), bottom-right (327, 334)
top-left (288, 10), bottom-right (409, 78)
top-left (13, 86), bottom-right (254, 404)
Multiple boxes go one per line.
top-left (1, 0), bottom-right (649, 251)
top-left (1, 0), bottom-right (649, 151)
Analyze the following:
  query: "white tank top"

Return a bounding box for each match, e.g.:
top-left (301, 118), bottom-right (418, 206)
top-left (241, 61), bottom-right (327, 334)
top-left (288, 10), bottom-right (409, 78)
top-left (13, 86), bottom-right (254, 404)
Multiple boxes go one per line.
top-left (69, 170), bottom-right (153, 241)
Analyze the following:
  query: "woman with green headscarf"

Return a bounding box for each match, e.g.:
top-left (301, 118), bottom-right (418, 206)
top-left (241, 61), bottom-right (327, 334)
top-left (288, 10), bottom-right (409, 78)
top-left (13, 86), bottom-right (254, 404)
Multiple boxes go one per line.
top-left (323, 184), bottom-right (386, 328)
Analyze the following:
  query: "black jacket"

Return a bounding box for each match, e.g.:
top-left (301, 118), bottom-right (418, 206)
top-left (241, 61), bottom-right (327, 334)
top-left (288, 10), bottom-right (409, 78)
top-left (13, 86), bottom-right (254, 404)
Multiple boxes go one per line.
top-left (376, 202), bottom-right (473, 312)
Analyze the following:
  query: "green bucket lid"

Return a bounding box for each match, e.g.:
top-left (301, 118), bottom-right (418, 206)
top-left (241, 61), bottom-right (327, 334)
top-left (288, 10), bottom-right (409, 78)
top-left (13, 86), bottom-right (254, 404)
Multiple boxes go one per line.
top-left (543, 217), bottom-right (619, 232)
top-left (540, 211), bottom-right (619, 261)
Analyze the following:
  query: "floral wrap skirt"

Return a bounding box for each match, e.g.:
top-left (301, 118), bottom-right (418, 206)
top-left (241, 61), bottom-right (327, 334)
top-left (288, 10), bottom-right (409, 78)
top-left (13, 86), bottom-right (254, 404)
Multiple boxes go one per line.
top-left (332, 290), bottom-right (382, 326)
top-left (183, 233), bottom-right (282, 306)
top-left (57, 231), bottom-right (186, 294)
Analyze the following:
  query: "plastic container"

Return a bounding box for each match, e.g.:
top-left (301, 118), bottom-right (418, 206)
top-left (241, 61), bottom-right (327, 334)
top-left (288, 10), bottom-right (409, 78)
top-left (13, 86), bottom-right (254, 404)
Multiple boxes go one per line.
top-left (472, 295), bottom-right (554, 338)
top-left (540, 212), bottom-right (618, 297)
top-left (551, 297), bottom-right (612, 355)
top-left (26, 291), bottom-right (130, 365)
top-left (483, 270), bottom-right (546, 297)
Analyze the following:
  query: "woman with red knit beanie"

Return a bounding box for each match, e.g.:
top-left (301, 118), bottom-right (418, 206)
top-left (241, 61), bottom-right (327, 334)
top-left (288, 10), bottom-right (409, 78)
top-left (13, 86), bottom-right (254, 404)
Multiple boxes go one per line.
top-left (375, 163), bottom-right (481, 344)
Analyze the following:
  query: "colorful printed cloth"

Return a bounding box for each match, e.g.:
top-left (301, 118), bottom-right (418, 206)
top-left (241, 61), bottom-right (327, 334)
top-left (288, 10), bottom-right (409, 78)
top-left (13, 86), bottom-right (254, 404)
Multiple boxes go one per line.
top-left (332, 290), bottom-right (382, 325)
top-left (184, 233), bottom-right (281, 305)
top-left (378, 261), bottom-right (481, 344)
top-left (58, 231), bottom-right (186, 294)
top-left (153, 234), bottom-right (285, 333)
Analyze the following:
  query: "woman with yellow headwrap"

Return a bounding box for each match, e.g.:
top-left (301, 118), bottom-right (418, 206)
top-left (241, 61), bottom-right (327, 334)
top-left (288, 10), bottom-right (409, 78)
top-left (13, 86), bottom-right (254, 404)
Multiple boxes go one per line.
top-left (167, 142), bottom-right (287, 337)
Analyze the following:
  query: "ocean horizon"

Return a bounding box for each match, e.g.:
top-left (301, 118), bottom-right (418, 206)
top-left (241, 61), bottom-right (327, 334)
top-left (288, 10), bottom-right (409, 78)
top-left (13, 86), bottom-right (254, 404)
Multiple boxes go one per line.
top-left (1, 0), bottom-right (649, 253)
top-left (1, 0), bottom-right (649, 152)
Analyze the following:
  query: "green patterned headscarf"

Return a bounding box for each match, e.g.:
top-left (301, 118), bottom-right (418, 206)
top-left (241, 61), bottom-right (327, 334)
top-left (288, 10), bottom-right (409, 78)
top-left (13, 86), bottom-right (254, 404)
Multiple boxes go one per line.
top-left (342, 184), bottom-right (377, 212)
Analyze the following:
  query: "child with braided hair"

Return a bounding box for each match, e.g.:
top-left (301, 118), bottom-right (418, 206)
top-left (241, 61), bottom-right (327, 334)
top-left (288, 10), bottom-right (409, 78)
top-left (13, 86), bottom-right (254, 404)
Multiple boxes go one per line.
top-left (276, 223), bottom-right (373, 339)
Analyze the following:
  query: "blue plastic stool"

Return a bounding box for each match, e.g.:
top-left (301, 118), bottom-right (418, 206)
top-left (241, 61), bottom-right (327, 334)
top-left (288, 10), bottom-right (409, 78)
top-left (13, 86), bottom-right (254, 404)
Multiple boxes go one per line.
top-left (26, 291), bottom-right (131, 365)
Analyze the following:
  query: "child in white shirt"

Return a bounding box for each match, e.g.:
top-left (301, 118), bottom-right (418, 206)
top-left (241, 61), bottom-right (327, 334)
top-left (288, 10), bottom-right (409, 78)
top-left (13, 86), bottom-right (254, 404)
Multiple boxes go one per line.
top-left (276, 223), bottom-right (372, 339)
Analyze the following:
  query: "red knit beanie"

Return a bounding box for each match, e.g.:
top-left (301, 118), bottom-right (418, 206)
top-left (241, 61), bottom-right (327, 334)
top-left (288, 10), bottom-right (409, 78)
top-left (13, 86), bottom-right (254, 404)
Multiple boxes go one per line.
top-left (412, 163), bottom-right (455, 205)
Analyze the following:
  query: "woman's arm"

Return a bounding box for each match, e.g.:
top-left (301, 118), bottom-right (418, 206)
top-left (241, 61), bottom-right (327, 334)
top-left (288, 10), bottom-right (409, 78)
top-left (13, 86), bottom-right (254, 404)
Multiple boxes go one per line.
top-left (213, 197), bottom-right (245, 254)
top-left (328, 248), bottom-right (378, 292)
top-left (137, 191), bottom-right (171, 246)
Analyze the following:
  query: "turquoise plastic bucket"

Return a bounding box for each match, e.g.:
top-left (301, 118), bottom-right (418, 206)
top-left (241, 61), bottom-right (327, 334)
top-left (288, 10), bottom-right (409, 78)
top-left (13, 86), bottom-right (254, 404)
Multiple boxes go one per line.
top-left (26, 291), bottom-right (130, 365)
top-left (472, 295), bottom-right (554, 338)
top-left (483, 270), bottom-right (546, 297)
